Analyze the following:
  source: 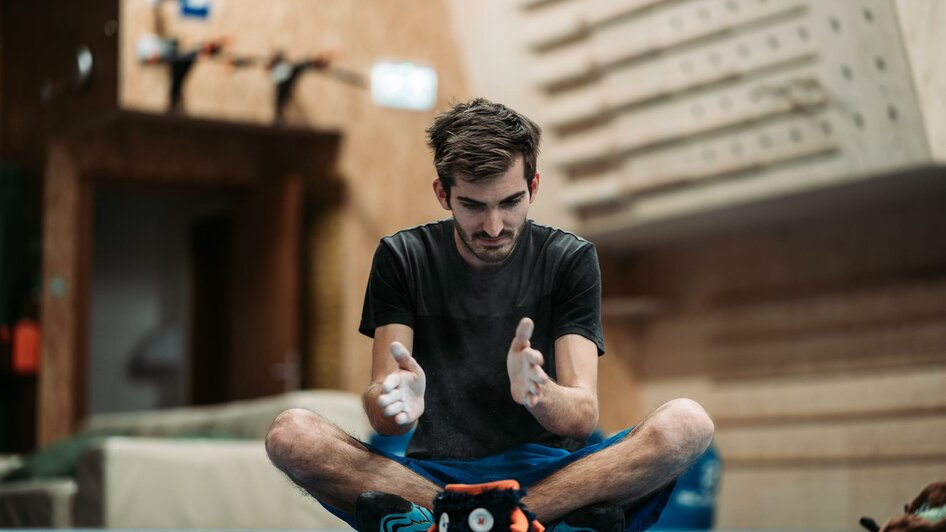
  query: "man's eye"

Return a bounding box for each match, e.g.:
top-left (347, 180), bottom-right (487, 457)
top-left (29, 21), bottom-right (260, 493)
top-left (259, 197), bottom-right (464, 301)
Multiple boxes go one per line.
top-left (502, 200), bottom-right (521, 208)
top-left (461, 203), bottom-right (483, 210)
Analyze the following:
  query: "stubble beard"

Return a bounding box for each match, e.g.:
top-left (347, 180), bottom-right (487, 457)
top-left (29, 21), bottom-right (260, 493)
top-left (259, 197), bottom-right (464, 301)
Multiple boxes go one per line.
top-left (454, 218), bottom-right (521, 264)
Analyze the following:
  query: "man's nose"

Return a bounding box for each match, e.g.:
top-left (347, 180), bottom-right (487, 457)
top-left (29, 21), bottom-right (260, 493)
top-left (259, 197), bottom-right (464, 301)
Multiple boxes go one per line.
top-left (483, 209), bottom-right (503, 237)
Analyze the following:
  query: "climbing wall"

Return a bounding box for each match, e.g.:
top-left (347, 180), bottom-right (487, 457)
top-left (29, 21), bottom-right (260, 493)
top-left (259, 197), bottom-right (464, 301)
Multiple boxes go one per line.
top-left (519, 0), bottom-right (945, 244)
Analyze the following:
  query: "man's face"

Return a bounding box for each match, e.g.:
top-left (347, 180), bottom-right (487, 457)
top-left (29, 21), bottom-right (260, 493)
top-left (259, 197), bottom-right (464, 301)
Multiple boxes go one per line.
top-left (434, 156), bottom-right (539, 270)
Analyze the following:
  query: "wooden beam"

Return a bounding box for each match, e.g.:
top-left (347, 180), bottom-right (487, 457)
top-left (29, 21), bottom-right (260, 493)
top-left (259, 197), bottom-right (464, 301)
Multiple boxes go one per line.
top-left (39, 140), bottom-right (92, 445)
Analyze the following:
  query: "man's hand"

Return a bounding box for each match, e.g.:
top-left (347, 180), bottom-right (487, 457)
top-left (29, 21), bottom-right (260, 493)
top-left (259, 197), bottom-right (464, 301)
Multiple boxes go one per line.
top-left (507, 317), bottom-right (550, 408)
top-left (377, 341), bottom-right (426, 426)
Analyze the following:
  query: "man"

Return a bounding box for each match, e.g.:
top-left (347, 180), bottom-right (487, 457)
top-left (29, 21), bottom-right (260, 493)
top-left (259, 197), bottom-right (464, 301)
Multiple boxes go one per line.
top-left (266, 98), bottom-right (714, 531)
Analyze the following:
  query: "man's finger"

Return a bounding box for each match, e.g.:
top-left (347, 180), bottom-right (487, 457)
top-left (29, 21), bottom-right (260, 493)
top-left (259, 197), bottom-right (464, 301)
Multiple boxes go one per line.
top-left (525, 349), bottom-right (544, 366)
top-left (514, 318), bottom-right (534, 349)
top-left (390, 342), bottom-right (415, 370)
top-left (528, 371), bottom-right (544, 385)
top-left (378, 388), bottom-right (401, 407)
top-left (381, 372), bottom-right (400, 393)
top-left (383, 401), bottom-right (405, 417)
top-left (394, 411), bottom-right (412, 425)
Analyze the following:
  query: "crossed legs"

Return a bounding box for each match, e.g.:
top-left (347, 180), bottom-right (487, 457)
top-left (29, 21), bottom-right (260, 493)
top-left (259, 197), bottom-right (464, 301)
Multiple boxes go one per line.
top-left (265, 398), bottom-right (714, 522)
top-left (524, 398), bottom-right (714, 521)
top-left (265, 409), bottom-right (439, 513)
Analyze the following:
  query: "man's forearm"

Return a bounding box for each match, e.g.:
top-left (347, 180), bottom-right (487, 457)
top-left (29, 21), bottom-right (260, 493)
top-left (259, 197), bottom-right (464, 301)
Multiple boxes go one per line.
top-left (527, 381), bottom-right (599, 439)
top-left (362, 382), bottom-right (415, 436)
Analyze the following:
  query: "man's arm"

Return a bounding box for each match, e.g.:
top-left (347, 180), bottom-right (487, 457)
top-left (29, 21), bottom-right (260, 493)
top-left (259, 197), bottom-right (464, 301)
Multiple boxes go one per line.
top-left (508, 318), bottom-right (599, 439)
top-left (362, 323), bottom-right (425, 436)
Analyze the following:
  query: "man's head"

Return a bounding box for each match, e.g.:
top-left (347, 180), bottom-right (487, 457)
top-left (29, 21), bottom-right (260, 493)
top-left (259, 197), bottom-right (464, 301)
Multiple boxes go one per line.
top-left (426, 99), bottom-right (543, 270)
top-left (426, 98), bottom-right (542, 203)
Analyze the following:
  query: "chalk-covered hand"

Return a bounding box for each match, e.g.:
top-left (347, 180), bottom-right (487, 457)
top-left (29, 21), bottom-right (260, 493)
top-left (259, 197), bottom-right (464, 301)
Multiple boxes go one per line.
top-left (507, 317), bottom-right (550, 408)
top-left (377, 342), bottom-right (426, 426)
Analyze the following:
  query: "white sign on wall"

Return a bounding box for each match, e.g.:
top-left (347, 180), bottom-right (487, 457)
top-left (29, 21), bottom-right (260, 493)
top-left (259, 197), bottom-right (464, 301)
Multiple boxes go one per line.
top-left (370, 61), bottom-right (438, 111)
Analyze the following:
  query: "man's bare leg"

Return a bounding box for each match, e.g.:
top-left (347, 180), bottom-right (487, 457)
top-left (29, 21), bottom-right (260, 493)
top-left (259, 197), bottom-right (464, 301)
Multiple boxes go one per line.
top-left (523, 398), bottom-right (714, 523)
top-left (265, 408), bottom-right (439, 513)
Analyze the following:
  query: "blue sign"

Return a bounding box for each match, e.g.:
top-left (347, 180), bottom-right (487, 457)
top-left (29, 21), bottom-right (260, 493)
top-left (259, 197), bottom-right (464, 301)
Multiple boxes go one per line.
top-left (181, 0), bottom-right (211, 19)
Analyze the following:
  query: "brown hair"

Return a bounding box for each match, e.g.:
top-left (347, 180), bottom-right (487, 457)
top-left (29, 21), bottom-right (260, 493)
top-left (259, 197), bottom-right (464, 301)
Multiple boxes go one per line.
top-left (426, 98), bottom-right (541, 201)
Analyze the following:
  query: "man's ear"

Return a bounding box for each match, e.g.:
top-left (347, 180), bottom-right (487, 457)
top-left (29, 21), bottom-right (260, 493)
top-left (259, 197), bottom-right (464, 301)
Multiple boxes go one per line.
top-left (528, 171), bottom-right (540, 204)
top-left (433, 178), bottom-right (451, 210)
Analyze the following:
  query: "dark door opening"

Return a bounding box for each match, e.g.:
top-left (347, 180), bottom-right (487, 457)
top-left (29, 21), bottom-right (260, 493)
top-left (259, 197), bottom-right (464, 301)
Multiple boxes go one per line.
top-left (189, 212), bottom-right (232, 406)
top-left (89, 178), bottom-right (302, 414)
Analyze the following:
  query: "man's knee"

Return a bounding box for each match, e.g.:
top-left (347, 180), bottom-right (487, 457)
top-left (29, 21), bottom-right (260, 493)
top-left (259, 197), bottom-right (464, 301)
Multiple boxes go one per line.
top-left (266, 408), bottom-right (325, 471)
top-left (647, 398), bottom-right (715, 459)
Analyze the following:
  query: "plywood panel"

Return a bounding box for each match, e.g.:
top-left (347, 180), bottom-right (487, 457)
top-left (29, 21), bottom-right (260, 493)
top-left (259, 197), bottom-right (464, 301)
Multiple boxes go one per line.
top-left (530, 0), bottom-right (808, 89)
top-left (708, 367), bottom-right (946, 426)
top-left (597, 317), bottom-right (646, 432)
top-left (305, 198), bottom-right (345, 390)
top-left (551, 68), bottom-right (830, 171)
top-left (522, 0), bottom-right (665, 51)
top-left (596, 195), bottom-right (946, 528)
top-left (894, 0), bottom-right (946, 162)
top-left (709, 280), bottom-right (946, 344)
top-left (717, 461), bottom-right (946, 530)
top-left (521, 0), bottom-right (938, 244)
top-left (561, 113), bottom-right (839, 211)
top-left (715, 416), bottom-right (946, 464)
top-left (542, 16), bottom-right (822, 129)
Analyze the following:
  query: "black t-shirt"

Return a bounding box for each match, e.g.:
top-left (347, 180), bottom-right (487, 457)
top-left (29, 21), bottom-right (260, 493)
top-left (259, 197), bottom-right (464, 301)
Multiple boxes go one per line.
top-left (359, 219), bottom-right (604, 460)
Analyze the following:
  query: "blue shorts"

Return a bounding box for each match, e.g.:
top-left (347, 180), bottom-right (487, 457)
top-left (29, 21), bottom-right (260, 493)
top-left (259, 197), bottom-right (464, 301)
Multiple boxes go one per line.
top-left (319, 428), bottom-right (674, 531)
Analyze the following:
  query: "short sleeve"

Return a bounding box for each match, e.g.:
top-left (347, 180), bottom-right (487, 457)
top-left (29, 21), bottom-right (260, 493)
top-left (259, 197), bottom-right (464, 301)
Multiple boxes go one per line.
top-left (359, 241), bottom-right (416, 338)
top-left (552, 244), bottom-right (605, 355)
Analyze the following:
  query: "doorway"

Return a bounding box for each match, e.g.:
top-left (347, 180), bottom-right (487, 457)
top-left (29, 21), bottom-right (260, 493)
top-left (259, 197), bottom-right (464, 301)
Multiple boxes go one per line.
top-left (40, 111), bottom-right (340, 442)
top-left (90, 180), bottom-right (304, 413)
top-left (89, 187), bottom-right (235, 413)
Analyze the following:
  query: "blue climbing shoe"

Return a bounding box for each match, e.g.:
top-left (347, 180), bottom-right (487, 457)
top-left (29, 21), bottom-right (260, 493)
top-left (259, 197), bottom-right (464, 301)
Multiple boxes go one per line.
top-left (355, 491), bottom-right (434, 532)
